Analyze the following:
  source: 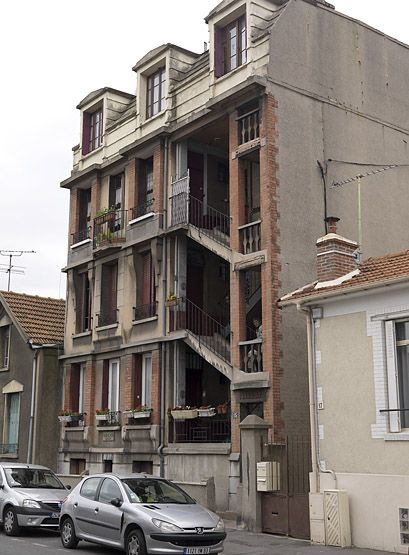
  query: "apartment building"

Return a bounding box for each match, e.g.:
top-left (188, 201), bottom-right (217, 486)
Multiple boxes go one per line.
top-left (59, 0), bottom-right (409, 533)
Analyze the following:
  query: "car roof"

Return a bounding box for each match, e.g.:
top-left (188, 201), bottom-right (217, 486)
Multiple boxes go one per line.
top-left (83, 473), bottom-right (164, 480)
top-left (0, 463), bottom-right (50, 470)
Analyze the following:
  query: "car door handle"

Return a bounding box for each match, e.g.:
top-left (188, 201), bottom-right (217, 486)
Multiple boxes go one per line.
top-left (73, 502), bottom-right (78, 508)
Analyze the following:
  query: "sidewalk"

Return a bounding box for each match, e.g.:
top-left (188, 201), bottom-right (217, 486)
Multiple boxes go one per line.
top-left (223, 526), bottom-right (394, 555)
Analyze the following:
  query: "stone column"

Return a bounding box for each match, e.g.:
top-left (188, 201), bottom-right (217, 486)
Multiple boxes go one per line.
top-left (240, 414), bottom-right (271, 532)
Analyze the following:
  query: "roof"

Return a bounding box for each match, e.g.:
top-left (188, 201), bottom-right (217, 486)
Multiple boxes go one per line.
top-left (281, 249), bottom-right (409, 305)
top-left (132, 43), bottom-right (200, 72)
top-left (76, 87), bottom-right (135, 110)
top-left (0, 291), bottom-right (65, 345)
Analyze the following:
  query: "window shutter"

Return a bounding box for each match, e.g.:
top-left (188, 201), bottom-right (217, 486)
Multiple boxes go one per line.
top-left (82, 112), bottom-right (90, 155)
top-left (214, 26), bottom-right (224, 78)
top-left (385, 320), bottom-right (401, 432)
top-left (70, 365), bottom-right (80, 413)
top-left (102, 360), bottom-right (109, 409)
top-left (134, 355), bottom-right (143, 407)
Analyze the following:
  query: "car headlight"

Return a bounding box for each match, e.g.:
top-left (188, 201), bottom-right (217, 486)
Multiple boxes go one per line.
top-left (215, 518), bottom-right (224, 531)
top-left (152, 518), bottom-right (183, 533)
top-left (23, 499), bottom-right (41, 509)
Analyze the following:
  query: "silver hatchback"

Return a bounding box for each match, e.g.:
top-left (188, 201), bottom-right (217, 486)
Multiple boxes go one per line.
top-left (60, 473), bottom-right (225, 555)
top-left (0, 463), bottom-right (68, 535)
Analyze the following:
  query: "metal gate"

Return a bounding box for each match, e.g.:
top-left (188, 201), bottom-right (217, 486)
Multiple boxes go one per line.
top-left (261, 435), bottom-right (311, 539)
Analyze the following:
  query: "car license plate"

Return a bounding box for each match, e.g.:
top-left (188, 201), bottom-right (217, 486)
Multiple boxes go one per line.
top-left (51, 512), bottom-right (60, 518)
top-left (183, 549), bottom-right (210, 554)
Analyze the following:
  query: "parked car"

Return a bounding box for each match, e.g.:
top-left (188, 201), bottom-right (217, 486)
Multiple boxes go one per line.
top-left (60, 473), bottom-right (226, 554)
top-left (0, 463), bottom-right (68, 535)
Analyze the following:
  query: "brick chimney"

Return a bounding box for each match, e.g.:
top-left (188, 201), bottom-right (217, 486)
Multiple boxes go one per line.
top-left (316, 217), bottom-right (359, 282)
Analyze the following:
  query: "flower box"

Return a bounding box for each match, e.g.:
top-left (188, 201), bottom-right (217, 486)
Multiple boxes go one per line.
top-left (95, 413), bottom-right (109, 421)
top-left (198, 407), bottom-right (216, 417)
top-left (171, 409), bottom-right (198, 420)
top-left (165, 299), bottom-right (179, 307)
top-left (58, 415), bottom-right (72, 423)
top-left (123, 409), bottom-right (152, 419)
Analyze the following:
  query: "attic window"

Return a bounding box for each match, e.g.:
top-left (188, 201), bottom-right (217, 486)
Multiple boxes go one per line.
top-left (82, 104), bottom-right (103, 155)
top-left (146, 68), bottom-right (166, 119)
top-left (215, 14), bottom-right (247, 77)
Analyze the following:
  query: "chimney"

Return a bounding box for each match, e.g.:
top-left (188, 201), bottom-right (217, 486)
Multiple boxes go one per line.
top-left (316, 217), bottom-right (359, 282)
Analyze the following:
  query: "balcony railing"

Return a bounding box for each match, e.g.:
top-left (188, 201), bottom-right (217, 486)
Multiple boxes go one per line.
top-left (96, 411), bottom-right (121, 426)
top-left (133, 302), bottom-right (157, 321)
top-left (168, 416), bottom-right (230, 443)
top-left (65, 413), bottom-right (86, 428)
top-left (171, 193), bottom-right (230, 246)
top-left (93, 209), bottom-right (127, 248)
top-left (237, 108), bottom-right (260, 145)
top-left (239, 338), bottom-right (263, 373)
top-left (130, 199), bottom-right (154, 221)
top-left (71, 227), bottom-right (91, 246)
top-left (97, 308), bottom-right (118, 327)
top-left (0, 443), bottom-right (18, 455)
top-left (170, 298), bottom-right (231, 362)
top-left (239, 220), bottom-right (261, 254)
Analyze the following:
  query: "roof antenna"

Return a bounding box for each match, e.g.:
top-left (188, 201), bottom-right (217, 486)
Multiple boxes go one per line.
top-left (0, 250), bottom-right (36, 291)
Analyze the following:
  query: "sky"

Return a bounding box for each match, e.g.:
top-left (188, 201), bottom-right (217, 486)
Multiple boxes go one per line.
top-left (1, 0), bottom-right (408, 299)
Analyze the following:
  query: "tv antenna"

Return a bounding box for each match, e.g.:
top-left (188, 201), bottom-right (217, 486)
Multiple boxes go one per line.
top-left (0, 250), bottom-right (36, 291)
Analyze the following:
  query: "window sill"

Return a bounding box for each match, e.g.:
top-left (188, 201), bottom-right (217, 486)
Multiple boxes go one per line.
top-left (128, 212), bottom-right (156, 226)
top-left (70, 238), bottom-right (92, 250)
top-left (72, 330), bottom-right (92, 339)
top-left (385, 432), bottom-right (409, 441)
top-left (132, 316), bottom-right (158, 326)
top-left (142, 110), bottom-right (166, 126)
top-left (64, 426), bottom-right (85, 432)
top-left (81, 144), bottom-right (103, 160)
top-left (96, 323), bottom-right (118, 332)
top-left (96, 425), bottom-right (121, 431)
top-left (0, 367), bottom-right (9, 373)
top-left (0, 453), bottom-right (18, 459)
top-left (215, 61), bottom-right (249, 83)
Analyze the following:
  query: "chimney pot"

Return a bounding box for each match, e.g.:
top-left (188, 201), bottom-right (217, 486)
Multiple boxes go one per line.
top-left (325, 216), bottom-right (340, 234)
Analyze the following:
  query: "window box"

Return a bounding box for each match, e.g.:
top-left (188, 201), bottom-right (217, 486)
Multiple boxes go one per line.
top-left (95, 413), bottom-right (110, 421)
top-left (58, 415), bottom-right (72, 423)
top-left (171, 408), bottom-right (198, 420)
top-left (123, 409), bottom-right (152, 419)
top-left (198, 407), bottom-right (216, 417)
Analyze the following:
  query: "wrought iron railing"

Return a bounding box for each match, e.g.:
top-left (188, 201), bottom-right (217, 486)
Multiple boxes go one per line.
top-left (239, 220), bottom-right (261, 254)
top-left (71, 227), bottom-right (91, 246)
top-left (170, 193), bottom-right (230, 246)
top-left (237, 108), bottom-right (260, 145)
top-left (0, 443), bottom-right (18, 454)
top-left (96, 411), bottom-right (121, 426)
top-left (93, 209), bottom-right (127, 248)
top-left (130, 199), bottom-right (154, 220)
top-left (168, 416), bottom-right (230, 443)
top-left (170, 298), bottom-right (231, 362)
top-left (66, 413), bottom-right (86, 428)
top-left (97, 308), bottom-right (118, 327)
top-left (133, 302), bottom-right (157, 321)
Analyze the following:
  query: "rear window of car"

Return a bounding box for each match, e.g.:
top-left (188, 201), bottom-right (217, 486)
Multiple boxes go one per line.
top-left (121, 478), bottom-right (194, 504)
top-left (80, 477), bottom-right (101, 500)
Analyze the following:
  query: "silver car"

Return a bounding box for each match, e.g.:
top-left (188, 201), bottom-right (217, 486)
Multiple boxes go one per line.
top-left (60, 473), bottom-right (226, 555)
top-left (0, 463), bottom-right (68, 535)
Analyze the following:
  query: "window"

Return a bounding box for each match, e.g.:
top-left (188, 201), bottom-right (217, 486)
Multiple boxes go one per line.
top-left (0, 326), bottom-right (10, 369)
top-left (102, 359), bottom-right (120, 412)
top-left (69, 363), bottom-right (85, 414)
top-left (133, 158), bottom-right (154, 219)
top-left (132, 460), bottom-right (153, 474)
top-left (215, 14), bottom-right (247, 77)
top-left (109, 174), bottom-right (123, 210)
top-left (73, 188), bottom-right (92, 244)
top-left (70, 458), bottom-right (86, 475)
top-left (3, 393), bottom-right (20, 453)
top-left (133, 353), bottom-right (152, 408)
top-left (146, 68), bottom-right (166, 119)
top-left (99, 261), bottom-right (118, 327)
top-left (98, 478), bottom-right (122, 504)
top-left (75, 272), bottom-right (91, 333)
top-left (134, 251), bottom-right (156, 320)
top-left (80, 477), bottom-right (101, 500)
top-left (82, 105), bottom-right (103, 155)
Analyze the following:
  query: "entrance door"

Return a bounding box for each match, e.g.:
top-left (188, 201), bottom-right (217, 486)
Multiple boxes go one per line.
top-left (188, 151), bottom-right (204, 226)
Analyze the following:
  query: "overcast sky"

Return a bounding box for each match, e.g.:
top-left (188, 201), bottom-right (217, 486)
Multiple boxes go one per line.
top-left (1, 0), bottom-right (408, 299)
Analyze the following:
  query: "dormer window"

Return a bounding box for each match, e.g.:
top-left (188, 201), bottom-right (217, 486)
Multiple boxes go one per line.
top-left (82, 104), bottom-right (103, 155)
top-left (146, 67), bottom-right (166, 119)
top-left (215, 14), bottom-right (247, 77)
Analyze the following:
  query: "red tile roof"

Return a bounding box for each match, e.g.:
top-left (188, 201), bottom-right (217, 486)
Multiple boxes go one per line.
top-left (281, 249), bottom-right (409, 304)
top-left (0, 291), bottom-right (65, 345)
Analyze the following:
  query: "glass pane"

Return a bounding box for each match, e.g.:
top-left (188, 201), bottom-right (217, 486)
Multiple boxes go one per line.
top-left (80, 477), bottom-right (101, 499)
top-left (8, 393), bottom-right (19, 445)
top-left (121, 478), bottom-right (194, 504)
top-left (142, 355), bottom-right (152, 406)
top-left (396, 322), bottom-right (409, 341)
top-left (110, 361), bottom-right (119, 412)
top-left (397, 346), bottom-right (409, 427)
top-left (99, 478), bottom-right (122, 504)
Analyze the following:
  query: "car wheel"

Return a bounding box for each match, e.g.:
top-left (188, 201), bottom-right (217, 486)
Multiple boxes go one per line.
top-left (60, 517), bottom-right (79, 549)
top-left (3, 507), bottom-right (21, 536)
top-left (126, 528), bottom-right (147, 555)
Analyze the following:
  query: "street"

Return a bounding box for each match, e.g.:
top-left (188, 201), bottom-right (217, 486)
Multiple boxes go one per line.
top-left (0, 527), bottom-right (395, 555)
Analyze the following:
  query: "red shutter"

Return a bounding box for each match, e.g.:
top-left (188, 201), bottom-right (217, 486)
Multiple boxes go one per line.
top-left (82, 112), bottom-right (90, 155)
top-left (214, 26), bottom-right (225, 78)
top-left (133, 355), bottom-right (143, 408)
top-left (70, 365), bottom-right (80, 412)
top-left (142, 253), bottom-right (152, 305)
top-left (102, 360), bottom-right (109, 409)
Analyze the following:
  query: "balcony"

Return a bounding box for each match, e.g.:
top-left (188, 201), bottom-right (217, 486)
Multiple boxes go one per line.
top-left (133, 302), bottom-right (157, 322)
top-left (238, 220), bottom-right (261, 254)
top-left (93, 209), bottom-right (127, 249)
top-left (239, 338), bottom-right (263, 373)
top-left (168, 416), bottom-right (230, 443)
top-left (238, 108), bottom-right (259, 145)
top-left (95, 411), bottom-right (121, 426)
top-left (130, 199), bottom-right (154, 221)
top-left (71, 227), bottom-right (91, 246)
top-left (97, 308), bottom-right (118, 327)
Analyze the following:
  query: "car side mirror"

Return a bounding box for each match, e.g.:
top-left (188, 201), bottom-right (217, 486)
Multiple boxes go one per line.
top-left (110, 497), bottom-right (122, 508)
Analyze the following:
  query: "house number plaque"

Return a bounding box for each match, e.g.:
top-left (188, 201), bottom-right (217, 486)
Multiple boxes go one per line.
top-left (103, 431), bottom-right (115, 442)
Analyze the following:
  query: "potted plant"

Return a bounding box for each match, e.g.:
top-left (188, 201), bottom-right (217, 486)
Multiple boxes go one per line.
top-left (165, 293), bottom-right (178, 307)
top-left (95, 408), bottom-right (111, 421)
top-left (123, 406), bottom-right (152, 420)
top-left (198, 405), bottom-right (216, 417)
top-left (170, 406), bottom-right (198, 420)
top-left (96, 206), bottom-right (116, 222)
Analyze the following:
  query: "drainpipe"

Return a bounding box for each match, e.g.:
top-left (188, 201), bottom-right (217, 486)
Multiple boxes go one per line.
top-left (158, 136), bottom-right (169, 477)
top-left (297, 304), bottom-right (338, 492)
top-left (27, 342), bottom-right (41, 464)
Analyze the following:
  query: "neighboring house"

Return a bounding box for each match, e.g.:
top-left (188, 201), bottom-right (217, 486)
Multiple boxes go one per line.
top-left (281, 218), bottom-right (409, 552)
top-left (0, 291), bottom-right (65, 470)
top-left (60, 0), bottom-right (409, 535)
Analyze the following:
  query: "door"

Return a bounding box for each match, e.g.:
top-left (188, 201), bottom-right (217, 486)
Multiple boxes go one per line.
top-left (94, 478), bottom-right (123, 545)
top-left (188, 151), bottom-right (204, 226)
top-left (74, 477), bottom-right (102, 538)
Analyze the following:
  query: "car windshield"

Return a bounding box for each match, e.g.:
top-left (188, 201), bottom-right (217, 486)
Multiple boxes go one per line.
top-left (4, 467), bottom-right (65, 489)
top-left (121, 478), bottom-right (195, 505)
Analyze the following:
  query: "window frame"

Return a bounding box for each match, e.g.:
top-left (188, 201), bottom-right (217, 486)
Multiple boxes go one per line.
top-left (215, 13), bottom-right (247, 77)
top-left (142, 353), bottom-right (152, 407)
top-left (385, 319), bottom-right (409, 432)
top-left (0, 326), bottom-right (10, 369)
top-left (108, 359), bottom-right (120, 413)
top-left (82, 103), bottom-right (104, 155)
top-left (146, 67), bottom-right (166, 119)
top-left (3, 392), bottom-right (20, 451)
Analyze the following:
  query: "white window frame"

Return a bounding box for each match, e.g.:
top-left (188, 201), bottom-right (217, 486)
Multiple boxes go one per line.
top-left (3, 392), bottom-right (20, 449)
top-left (142, 353), bottom-right (152, 406)
top-left (108, 359), bottom-right (120, 412)
top-left (1, 326), bottom-right (10, 369)
top-left (385, 320), bottom-right (401, 432)
top-left (79, 364), bottom-right (85, 414)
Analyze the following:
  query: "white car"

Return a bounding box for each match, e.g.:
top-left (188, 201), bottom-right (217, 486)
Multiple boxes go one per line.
top-left (0, 463), bottom-right (68, 535)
